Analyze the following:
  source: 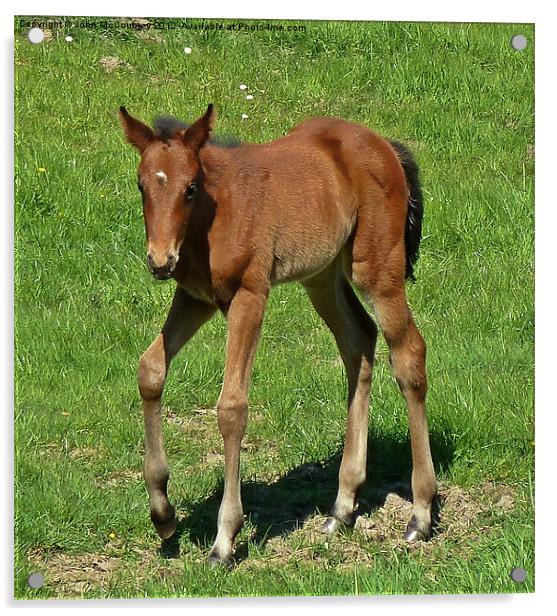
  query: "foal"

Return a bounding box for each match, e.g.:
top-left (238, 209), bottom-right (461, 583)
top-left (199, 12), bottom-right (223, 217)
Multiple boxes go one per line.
top-left (119, 104), bottom-right (437, 568)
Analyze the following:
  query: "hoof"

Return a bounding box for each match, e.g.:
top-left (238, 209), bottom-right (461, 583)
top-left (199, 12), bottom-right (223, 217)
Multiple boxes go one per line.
top-left (160, 534), bottom-right (180, 559)
top-left (151, 503), bottom-right (177, 540)
top-left (207, 550), bottom-right (234, 570)
top-left (156, 517), bottom-right (177, 540)
top-left (403, 516), bottom-right (430, 543)
top-left (321, 516), bottom-right (342, 535)
top-left (153, 515), bottom-right (177, 540)
top-left (403, 526), bottom-right (428, 543)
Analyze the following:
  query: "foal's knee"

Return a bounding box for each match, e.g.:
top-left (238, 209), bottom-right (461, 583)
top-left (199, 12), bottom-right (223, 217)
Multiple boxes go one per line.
top-left (138, 339), bottom-right (166, 400)
top-left (217, 394), bottom-right (248, 439)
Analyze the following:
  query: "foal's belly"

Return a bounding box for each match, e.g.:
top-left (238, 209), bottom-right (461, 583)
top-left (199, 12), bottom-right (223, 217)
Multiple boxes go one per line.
top-left (271, 256), bottom-right (324, 285)
top-left (265, 156), bottom-right (356, 285)
top-left (270, 201), bottom-right (356, 285)
top-left (270, 242), bottom-right (339, 284)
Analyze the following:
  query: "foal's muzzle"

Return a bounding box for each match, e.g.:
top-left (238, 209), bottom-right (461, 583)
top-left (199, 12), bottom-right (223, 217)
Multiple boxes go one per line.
top-left (147, 253), bottom-right (177, 280)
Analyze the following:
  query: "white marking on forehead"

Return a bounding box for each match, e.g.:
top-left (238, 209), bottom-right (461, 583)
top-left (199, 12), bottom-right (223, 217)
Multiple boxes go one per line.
top-left (155, 170), bottom-right (168, 183)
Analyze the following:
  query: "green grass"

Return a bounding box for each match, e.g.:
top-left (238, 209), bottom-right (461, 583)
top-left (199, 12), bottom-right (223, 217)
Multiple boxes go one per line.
top-left (14, 17), bottom-right (534, 598)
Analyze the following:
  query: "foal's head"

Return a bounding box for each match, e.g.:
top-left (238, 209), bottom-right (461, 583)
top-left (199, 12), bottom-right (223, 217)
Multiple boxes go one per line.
top-left (119, 104), bottom-right (216, 279)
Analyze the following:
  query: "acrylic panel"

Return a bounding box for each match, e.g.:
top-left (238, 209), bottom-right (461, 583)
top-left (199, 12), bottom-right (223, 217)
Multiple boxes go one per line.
top-left (14, 16), bottom-right (534, 599)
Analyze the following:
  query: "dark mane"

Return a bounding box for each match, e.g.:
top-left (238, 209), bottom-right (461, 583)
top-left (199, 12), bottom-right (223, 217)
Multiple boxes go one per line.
top-left (152, 115), bottom-right (189, 140)
top-left (152, 115), bottom-right (242, 149)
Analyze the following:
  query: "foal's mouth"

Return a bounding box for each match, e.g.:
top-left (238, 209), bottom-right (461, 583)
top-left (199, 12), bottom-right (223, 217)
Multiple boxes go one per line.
top-left (151, 268), bottom-right (175, 281)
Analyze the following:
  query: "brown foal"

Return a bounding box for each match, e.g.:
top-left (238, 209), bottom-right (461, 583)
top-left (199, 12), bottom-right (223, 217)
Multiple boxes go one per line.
top-left (119, 104), bottom-right (437, 568)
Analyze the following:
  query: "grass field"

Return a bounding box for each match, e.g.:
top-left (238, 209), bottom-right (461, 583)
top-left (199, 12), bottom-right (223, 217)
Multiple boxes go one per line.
top-left (14, 17), bottom-right (534, 599)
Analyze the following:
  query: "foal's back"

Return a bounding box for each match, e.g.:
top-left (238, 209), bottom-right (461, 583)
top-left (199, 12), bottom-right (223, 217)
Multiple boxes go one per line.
top-left (205, 117), bottom-right (408, 287)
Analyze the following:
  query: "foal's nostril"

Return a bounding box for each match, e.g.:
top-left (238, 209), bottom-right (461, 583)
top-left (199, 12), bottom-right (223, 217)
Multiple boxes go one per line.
top-left (147, 253), bottom-right (177, 279)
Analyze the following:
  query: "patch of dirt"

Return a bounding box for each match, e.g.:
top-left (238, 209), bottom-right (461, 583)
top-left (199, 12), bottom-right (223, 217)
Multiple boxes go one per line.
top-left (201, 451), bottom-right (224, 467)
top-left (526, 144), bottom-right (535, 159)
top-left (27, 547), bottom-right (125, 597)
top-left (165, 406), bottom-right (217, 430)
top-left (37, 442), bottom-right (62, 459)
top-left (137, 30), bottom-right (164, 43)
top-left (164, 407), bottom-right (188, 429)
top-left (350, 481), bottom-right (516, 551)
top-left (164, 406), bottom-right (279, 476)
top-left (27, 543), bottom-right (188, 598)
top-left (37, 443), bottom-right (106, 462)
top-left (164, 406), bottom-right (222, 474)
top-left (244, 480), bottom-right (518, 569)
top-left (192, 407), bottom-right (218, 417)
top-left (99, 56), bottom-right (132, 73)
top-left (26, 480), bottom-right (519, 595)
top-left (355, 490), bottom-right (412, 543)
top-left (191, 436), bottom-right (280, 476)
top-left (148, 75), bottom-right (179, 85)
top-left (165, 406), bottom-right (221, 446)
top-left (68, 446), bottom-right (106, 462)
top-left (122, 17), bottom-right (152, 27)
top-left (100, 469), bottom-right (143, 488)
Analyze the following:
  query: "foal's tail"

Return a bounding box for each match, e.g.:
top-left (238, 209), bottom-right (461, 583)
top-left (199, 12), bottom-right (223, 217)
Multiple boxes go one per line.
top-left (389, 140), bottom-right (424, 282)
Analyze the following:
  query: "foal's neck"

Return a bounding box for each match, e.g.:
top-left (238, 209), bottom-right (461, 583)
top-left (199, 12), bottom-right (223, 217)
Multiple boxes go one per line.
top-left (184, 144), bottom-right (232, 244)
top-left (200, 145), bottom-right (233, 199)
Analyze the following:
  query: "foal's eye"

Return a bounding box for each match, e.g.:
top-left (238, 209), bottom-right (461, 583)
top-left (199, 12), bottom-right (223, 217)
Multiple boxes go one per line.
top-left (185, 183), bottom-right (197, 201)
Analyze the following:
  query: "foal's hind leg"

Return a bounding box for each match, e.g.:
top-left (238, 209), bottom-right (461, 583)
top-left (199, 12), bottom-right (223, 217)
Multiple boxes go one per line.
top-left (354, 264), bottom-right (437, 541)
top-left (304, 268), bottom-right (377, 533)
top-left (139, 287), bottom-right (216, 539)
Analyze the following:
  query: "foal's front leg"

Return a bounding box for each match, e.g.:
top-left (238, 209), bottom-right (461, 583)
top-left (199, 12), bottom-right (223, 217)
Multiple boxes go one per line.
top-left (208, 286), bottom-right (268, 568)
top-left (139, 287), bottom-right (215, 539)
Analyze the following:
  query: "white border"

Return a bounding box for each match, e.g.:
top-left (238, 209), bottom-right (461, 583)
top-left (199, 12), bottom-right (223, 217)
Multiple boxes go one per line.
top-left (2, 1), bottom-right (550, 614)
top-left (0, 0), bottom-right (543, 22)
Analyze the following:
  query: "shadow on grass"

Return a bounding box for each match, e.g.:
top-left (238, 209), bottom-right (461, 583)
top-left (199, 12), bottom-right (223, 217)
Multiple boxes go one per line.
top-left (161, 428), bottom-right (454, 560)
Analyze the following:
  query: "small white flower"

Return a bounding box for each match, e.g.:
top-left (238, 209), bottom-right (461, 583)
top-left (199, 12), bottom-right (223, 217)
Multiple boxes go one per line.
top-left (184, 47), bottom-right (192, 54)
top-left (65, 35), bottom-right (73, 42)
top-left (245, 94), bottom-right (254, 100)
top-left (239, 84), bottom-right (247, 91)
top-left (241, 113), bottom-right (249, 120)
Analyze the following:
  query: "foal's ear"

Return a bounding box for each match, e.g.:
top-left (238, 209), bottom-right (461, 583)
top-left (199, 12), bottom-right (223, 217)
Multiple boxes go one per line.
top-left (182, 104), bottom-right (217, 151)
top-left (119, 107), bottom-right (155, 152)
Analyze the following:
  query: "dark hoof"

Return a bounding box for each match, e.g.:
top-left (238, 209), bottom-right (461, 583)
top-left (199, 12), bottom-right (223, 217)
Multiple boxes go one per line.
top-left (160, 534), bottom-right (180, 559)
top-left (156, 517), bottom-right (177, 540)
top-left (152, 510), bottom-right (177, 540)
top-left (207, 550), bottom-right (234, 570)
top-left (403, 516), bottom-right (430, 543)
